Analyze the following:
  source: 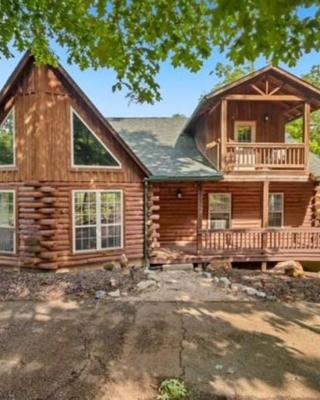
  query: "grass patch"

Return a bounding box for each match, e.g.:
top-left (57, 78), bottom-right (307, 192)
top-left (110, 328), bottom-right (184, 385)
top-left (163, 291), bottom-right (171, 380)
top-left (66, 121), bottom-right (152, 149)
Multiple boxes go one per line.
top-left (158, 378), bottom-right (190, 400)
top-left (103, 263), bottom-right (114, 271)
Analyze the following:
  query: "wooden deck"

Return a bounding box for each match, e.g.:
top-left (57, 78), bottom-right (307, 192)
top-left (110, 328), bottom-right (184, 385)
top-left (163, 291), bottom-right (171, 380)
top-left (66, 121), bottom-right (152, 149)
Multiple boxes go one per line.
top-left (150, 228), bottom-right (320, 265)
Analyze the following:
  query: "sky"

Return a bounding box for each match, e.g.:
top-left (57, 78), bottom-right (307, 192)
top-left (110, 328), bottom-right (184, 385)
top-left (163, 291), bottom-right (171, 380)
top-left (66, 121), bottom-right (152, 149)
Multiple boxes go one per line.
top-left (1, 46), bottom-right (319, 118)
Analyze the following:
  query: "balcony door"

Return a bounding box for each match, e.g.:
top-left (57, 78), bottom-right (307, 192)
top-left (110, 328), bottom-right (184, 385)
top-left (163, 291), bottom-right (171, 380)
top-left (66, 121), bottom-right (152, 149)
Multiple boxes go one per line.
top-left (234, 121), bottom-right (256, 169)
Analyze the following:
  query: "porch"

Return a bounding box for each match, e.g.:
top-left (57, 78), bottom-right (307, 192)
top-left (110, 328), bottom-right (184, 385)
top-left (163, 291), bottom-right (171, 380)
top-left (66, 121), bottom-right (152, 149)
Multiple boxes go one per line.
top-left (147, 181), bottom-right (320, 265)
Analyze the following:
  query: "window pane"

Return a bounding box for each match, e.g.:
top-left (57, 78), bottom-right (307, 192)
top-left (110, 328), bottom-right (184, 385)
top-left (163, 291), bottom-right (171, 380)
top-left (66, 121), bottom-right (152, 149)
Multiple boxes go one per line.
top-left (0, 228), bottom-right (14, 252)
top-left (101, 192), bottom-right (121, 224)
top-left (269, 212), bottom-right (282, 227)
top-left (75, 227), bottom-right (97, 251)
top-left (0, 110), bottom-right (14, 166)
top-left (74, 192), bottom-right (96, 226)
top-left (0, 192), bottom-right (14, 227)
top-left (209, 194), bottom-right (230, 213)
top-left (101, 225), bottom-right (121, 249)
top-left (237, 125), bottom-right (252, 143)
top-left (210, 216), bottom-right (230, 230)
top-left (73, 113), bottom-right (119, 167)
top-left (269, 194), bottom-right (283, 212)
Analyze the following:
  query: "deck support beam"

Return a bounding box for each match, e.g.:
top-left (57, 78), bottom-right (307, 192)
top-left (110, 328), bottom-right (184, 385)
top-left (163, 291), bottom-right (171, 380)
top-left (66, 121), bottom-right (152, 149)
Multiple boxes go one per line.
top-left (197, 183), bottom-right (203, 255)
top-left (303, 102), bottom-right (310, 171)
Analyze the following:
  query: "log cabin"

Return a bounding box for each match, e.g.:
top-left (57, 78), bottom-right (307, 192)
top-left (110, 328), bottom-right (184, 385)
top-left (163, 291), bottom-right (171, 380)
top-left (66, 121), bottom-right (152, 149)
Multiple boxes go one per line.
top-left (1, 52), bottom-right (320, 270)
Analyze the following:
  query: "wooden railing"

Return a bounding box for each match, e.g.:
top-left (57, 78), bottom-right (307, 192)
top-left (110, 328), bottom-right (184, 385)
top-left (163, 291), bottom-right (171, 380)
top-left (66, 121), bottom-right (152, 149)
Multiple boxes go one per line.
top-left (202, 228), bottom-right (320, 254)
top-left (225, 143), bottom-right (305, 170)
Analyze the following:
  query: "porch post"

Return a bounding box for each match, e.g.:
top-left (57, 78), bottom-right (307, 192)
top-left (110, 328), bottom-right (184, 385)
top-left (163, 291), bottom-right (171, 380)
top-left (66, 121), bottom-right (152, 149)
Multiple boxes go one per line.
top-left (220, 99), bottom-right (227, 170)
top-left (262, 180), bottom-right (270, 228)
top-left (303, 102), bottom-right (310, 170)
top-left (261, 180), bottom-right (269, 270)
top-left (197, 182), bottom-right (203, 255)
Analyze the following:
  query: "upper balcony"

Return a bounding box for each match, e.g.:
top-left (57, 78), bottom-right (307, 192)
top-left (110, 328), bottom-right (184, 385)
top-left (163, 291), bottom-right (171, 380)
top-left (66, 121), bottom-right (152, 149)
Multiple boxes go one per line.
top-left (188, 66), bottom-right (320, 179)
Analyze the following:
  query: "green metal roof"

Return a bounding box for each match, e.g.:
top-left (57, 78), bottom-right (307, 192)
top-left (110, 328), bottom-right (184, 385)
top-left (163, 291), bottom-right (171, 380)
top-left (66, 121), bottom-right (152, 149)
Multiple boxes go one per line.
top-left (108, 117), bottom-right (222, 180)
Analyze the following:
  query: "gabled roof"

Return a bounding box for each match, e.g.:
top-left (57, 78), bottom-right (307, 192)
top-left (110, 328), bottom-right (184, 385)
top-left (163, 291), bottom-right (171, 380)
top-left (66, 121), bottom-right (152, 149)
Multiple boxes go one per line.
top-left (0, 52), bottom-right (151, 176)
top-left (109, 117), bottom-right (222, 181)
top-left (184, 65), bottom-right (320, 133)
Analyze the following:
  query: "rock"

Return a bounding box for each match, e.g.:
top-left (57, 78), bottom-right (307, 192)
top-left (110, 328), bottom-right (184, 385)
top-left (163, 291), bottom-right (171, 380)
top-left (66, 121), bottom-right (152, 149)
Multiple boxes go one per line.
top-left (95, 290), bottom-right (106, 299)
top-left (110, 278), bottom-right (117, 288)
top-left (244, 287), bottom-right (258, 296)
top-left (202, 272), bottom-right (212, 279)
top-left (255, 290), bottom-right (267, 299)
top-left (108, 289), bottom-right (120, 298)
top-left (231, 283), bottom-right (247, 291)
top-left (272, 260), bottom-right (304, 278)
top-left (218, 277), bottom-right (231, 288)
top-left (215, 364), bottom-right (223, 370)
top-left (146, 271), bottom-right (161, 282)
top-left (136, 280), bottom-right (157, 292)
top-left (120, 254), bottom-right (130, 275)
top-left (226, 368), bottom-right (235, 375)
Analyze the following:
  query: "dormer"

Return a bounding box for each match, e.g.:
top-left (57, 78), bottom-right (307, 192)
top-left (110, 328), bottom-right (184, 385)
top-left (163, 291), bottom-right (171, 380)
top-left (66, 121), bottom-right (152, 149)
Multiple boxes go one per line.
top-left (186, 66), bottom-right (320, 179)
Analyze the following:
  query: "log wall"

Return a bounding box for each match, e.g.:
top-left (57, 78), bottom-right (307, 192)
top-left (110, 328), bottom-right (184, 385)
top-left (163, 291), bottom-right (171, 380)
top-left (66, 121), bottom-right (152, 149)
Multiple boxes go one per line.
top-left (155, 181), bottom-right (316, 249)
top-left (0, 59), bottom-right (146, 269)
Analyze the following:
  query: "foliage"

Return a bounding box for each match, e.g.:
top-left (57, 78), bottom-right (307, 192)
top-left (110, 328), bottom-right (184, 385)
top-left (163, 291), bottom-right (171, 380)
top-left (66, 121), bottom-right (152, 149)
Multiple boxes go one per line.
top-left (213, 62), bottom-right (255, 89)
top-left (286, 65), bottom-right (320, 155)
top-left (103, 263), bottom-right (114, 271)
top-left (1, 1), bottom-right (320, 103)
top-left (0, 111), bottom-right (14, 165)
top-left (158, 378), bottom-right (189, 400)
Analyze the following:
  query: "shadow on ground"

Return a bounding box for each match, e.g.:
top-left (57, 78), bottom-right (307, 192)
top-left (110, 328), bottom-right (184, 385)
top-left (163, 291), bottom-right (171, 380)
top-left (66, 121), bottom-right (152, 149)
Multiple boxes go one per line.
top-left (0, 299), bottom-right (320, 399)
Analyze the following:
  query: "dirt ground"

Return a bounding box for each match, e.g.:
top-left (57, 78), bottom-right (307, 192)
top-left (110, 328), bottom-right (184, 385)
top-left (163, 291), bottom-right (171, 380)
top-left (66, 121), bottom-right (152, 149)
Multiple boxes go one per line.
top-left (0, 266), bottom-right (320, 400)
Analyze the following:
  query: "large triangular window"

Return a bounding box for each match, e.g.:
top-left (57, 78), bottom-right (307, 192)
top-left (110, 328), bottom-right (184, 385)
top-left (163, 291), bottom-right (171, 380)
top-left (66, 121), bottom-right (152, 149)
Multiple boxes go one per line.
top-left (72, 110), bottom-right (120, 167)
top-left (0, 108), bottom-right (15, 167)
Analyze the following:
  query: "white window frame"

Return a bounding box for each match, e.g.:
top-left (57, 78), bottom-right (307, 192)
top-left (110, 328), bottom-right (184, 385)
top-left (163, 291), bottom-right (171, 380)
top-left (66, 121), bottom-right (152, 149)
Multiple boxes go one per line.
top-left (0, 107), bottom-right (16, 168)
top-left (268, 192), bottom-right (284, 228)
top-left (234, 120), bottom-right (256, 142)
top-left (70, 107), bottom-right (122, 169)
top-left (208, 193), bottom-right (232, 230)
top-left (72, 189), bottom-right (124, 254)
top-left (0, 190), bottom-right (16, 254)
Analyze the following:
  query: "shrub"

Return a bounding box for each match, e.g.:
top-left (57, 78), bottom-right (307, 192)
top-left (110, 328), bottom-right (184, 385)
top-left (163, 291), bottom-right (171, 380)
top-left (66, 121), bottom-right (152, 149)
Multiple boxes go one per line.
top-left (103, 263), bottom-right (114, 271)
top-left (158, 378), bottom-right (189, 400)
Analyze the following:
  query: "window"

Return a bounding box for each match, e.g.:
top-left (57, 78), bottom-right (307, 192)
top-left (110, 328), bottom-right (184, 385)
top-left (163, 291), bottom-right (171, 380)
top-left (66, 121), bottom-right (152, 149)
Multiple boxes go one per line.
top-left (73, 190), bottom-right (123, 252)
top-left (71, 109), bottom-right (120, 168)
top-left (269, 193), bottom-right (284, 227)
top-left (0, 109), bottom-right (15, 166)
top-left (209, 193), bottom-right (231, 229)
top-left (234, 121), bottom-right (256, 143)
top-left (0, 191), bottom-right (15, 253)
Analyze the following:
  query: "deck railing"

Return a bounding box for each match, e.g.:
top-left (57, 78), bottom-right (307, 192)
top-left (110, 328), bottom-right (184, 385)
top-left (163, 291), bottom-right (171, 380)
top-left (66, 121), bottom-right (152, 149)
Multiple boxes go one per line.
top-left (201, 228), bottom-right (320, 254)
top-left (225, 143), bottom-right (305, 170)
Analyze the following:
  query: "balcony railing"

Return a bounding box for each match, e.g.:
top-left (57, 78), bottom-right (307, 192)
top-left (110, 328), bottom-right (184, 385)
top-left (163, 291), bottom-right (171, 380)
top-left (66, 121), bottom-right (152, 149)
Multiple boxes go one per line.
top-left (202, 228), bottom-right (320, 255)
top-left (225, 143), bottom-right (305, 170)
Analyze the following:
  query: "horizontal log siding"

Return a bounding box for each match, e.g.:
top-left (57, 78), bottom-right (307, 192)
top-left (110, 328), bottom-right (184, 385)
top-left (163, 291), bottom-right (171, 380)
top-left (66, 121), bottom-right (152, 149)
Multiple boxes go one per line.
top-left (157, 183), bottom-right (198, 247)
top-left (156, 181), bottom-right (316, 250)
top-left (270, 182), bottom-right (315, 227)
top-left (0, 181), bottom-right (144, 269)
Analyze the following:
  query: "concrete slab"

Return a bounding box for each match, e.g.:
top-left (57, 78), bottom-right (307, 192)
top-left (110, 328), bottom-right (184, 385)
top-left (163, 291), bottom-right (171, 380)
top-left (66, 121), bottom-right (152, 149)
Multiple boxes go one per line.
top-left (0, 300), bottom-right (320, 400)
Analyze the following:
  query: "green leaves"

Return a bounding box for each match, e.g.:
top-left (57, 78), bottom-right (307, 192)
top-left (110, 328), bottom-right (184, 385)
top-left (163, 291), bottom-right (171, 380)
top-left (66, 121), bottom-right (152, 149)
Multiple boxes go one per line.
top-left (0, 1), bottom-right (319, 103)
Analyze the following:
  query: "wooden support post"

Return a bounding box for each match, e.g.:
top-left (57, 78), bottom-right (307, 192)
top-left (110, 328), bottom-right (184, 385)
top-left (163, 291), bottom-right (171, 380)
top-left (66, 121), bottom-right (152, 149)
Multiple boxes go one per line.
top-left (262, 180), bottom-right (270, 228)
top-left (220, 99), bottom-right (227, 170)
top-left (303, 102), bottom-right (310, 171)
top-left (197, 183), bottom-right (203, 255)
top-left (261, 261), bottom-right (267, 272)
